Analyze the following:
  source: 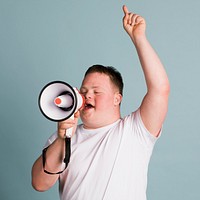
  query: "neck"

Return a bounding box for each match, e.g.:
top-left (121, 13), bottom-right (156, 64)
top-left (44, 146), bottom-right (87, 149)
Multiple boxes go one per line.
top-left (83, 112), bottom-right (121, 130)
top-left (83, 117), bottom-right (120, 129)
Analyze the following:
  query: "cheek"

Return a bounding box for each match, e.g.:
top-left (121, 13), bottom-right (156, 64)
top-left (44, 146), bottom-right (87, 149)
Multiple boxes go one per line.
top-left (96, 95), bottom-right (114, 109)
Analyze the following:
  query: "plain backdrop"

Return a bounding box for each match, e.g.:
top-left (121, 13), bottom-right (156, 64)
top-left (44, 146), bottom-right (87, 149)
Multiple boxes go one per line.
top-left (0, 0), bottom-right (200, 199)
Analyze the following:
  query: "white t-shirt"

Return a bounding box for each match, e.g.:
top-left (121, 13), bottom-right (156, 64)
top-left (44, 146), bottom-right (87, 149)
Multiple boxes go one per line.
top-left (45, 109), bottom-right (160, 200)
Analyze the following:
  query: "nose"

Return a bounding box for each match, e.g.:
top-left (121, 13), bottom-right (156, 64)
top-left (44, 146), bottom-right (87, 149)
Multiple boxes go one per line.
top-left (85, 91), bottom-right (92, 100)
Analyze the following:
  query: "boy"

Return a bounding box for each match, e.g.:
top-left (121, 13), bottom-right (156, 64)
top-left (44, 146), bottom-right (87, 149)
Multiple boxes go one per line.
top-left (32, 5), bottom-right (170, 200)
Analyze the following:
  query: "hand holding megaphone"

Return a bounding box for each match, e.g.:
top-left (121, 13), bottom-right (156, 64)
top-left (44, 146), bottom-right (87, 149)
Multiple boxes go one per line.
top-left (38, 81), bottom-right (85, 138)
top-left (57, 111), bottom-right (80, 139)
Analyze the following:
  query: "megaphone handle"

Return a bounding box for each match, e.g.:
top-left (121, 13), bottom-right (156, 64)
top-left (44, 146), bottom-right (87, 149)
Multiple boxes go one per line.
top-left (65, 115), bottom-right (74, 138)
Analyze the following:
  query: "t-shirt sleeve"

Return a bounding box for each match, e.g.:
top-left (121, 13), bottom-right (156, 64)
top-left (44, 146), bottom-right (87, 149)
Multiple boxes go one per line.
top-left (126, 109), bottom-right (161, 149)
top-left (43, 131), bottom-right (58, 149)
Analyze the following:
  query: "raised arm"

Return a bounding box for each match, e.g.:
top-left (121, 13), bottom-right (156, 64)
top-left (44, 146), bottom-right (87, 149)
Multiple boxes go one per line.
top-left (123, 5), bottom-right (170, 137)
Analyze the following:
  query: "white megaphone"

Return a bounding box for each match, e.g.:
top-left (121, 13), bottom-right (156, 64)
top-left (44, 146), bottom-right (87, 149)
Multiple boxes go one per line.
top-left (38, 81), bottom-right (85, 138)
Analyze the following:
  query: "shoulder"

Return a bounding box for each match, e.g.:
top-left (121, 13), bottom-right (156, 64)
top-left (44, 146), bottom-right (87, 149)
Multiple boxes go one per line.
top-left (121, 109), bottom-right (160, 147)
top-left (43, 131), bottom-right (58, 148)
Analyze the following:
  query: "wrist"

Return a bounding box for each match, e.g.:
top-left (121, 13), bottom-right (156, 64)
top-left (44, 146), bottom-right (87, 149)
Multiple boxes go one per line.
top-left (132, 34), bottom-right (148, 47)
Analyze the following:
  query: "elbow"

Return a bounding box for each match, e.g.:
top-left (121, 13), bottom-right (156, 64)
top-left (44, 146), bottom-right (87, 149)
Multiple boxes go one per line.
top-left (148, 81), bottom-right (170, 97)
top-left (31, 170), bottom-right (53, 192)
top-left (160, 81), bottom-right (170, 96)
top-left (32, 179), bottom-right (47, 192)
top-left (154, 78), bottom-right (170, 96)
top-left (31, 173), bottom-right (57, 192)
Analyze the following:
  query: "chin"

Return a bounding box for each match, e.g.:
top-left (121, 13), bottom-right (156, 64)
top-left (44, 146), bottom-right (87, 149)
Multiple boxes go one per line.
top-left (80, 116), bottom-right (98, 129)
top-left (80, 114), bottom-right (91, 124)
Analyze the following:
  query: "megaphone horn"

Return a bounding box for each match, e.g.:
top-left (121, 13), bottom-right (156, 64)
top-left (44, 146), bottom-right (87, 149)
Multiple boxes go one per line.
top-left (38, 81), bottom-right (85, 124)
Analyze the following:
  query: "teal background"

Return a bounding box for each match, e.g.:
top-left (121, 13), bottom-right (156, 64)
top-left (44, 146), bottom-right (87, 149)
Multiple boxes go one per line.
top-left (0, 0), bottom-right (200, 199)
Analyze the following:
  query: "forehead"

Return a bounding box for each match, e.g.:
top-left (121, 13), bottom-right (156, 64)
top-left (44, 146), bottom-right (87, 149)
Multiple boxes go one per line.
top-left (81, 72), bottom-right (112, 89)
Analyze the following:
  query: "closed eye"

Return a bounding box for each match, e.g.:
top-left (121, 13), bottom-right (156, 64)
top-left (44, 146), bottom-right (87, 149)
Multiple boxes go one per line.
top-left (94, 91), bottom-right (103, 94)
top-left (80, 90), bottom-right (87, 95)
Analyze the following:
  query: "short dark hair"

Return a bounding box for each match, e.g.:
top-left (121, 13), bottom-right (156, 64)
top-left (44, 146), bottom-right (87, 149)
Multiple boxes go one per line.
top-left (84, 64), bottom-right (124, 96)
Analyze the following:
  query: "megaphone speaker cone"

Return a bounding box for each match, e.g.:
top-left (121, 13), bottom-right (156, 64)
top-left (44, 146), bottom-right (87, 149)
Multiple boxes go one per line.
top-left (38, 81), bottom-right (77, 122)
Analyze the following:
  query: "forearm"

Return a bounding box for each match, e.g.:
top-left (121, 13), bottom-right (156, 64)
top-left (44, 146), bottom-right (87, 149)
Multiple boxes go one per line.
top-left (134, 36), bottom-right (170, 94)
top-left (31, 137), bottom-right (65, 191)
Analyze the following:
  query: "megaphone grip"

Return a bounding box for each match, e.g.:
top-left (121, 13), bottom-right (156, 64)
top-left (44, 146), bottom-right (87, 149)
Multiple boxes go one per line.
top-left (63, 137), bottom-right (71, 164)
top-left (65, 115), bottom-right (74, 138)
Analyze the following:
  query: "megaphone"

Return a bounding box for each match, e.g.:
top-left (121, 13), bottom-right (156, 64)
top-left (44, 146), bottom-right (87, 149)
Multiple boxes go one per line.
top-left (38, 80), bottom-right (85, 137)
top-left (38, 81), bottom-right (84, 174)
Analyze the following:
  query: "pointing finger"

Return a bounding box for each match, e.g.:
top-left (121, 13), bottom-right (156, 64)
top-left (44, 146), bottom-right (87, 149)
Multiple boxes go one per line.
top-left (122, 5), bottom-right (129, 15)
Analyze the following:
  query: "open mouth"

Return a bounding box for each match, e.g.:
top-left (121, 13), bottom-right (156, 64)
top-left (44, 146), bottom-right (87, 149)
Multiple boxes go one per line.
top-left (84, 103), bottom-right (94, 109)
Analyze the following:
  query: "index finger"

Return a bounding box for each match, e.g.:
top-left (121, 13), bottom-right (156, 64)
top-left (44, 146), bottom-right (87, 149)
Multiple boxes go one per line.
top-left (122, 5), bottom-right (129, 15)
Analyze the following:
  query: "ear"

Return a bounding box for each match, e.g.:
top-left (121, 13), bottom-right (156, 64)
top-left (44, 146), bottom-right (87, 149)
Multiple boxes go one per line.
top-left (114, 93), bottom-right (122, 106)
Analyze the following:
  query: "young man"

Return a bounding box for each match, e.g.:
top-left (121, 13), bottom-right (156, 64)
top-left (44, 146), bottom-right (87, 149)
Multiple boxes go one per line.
top-left (32, 5), bottom-right (170, 200)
